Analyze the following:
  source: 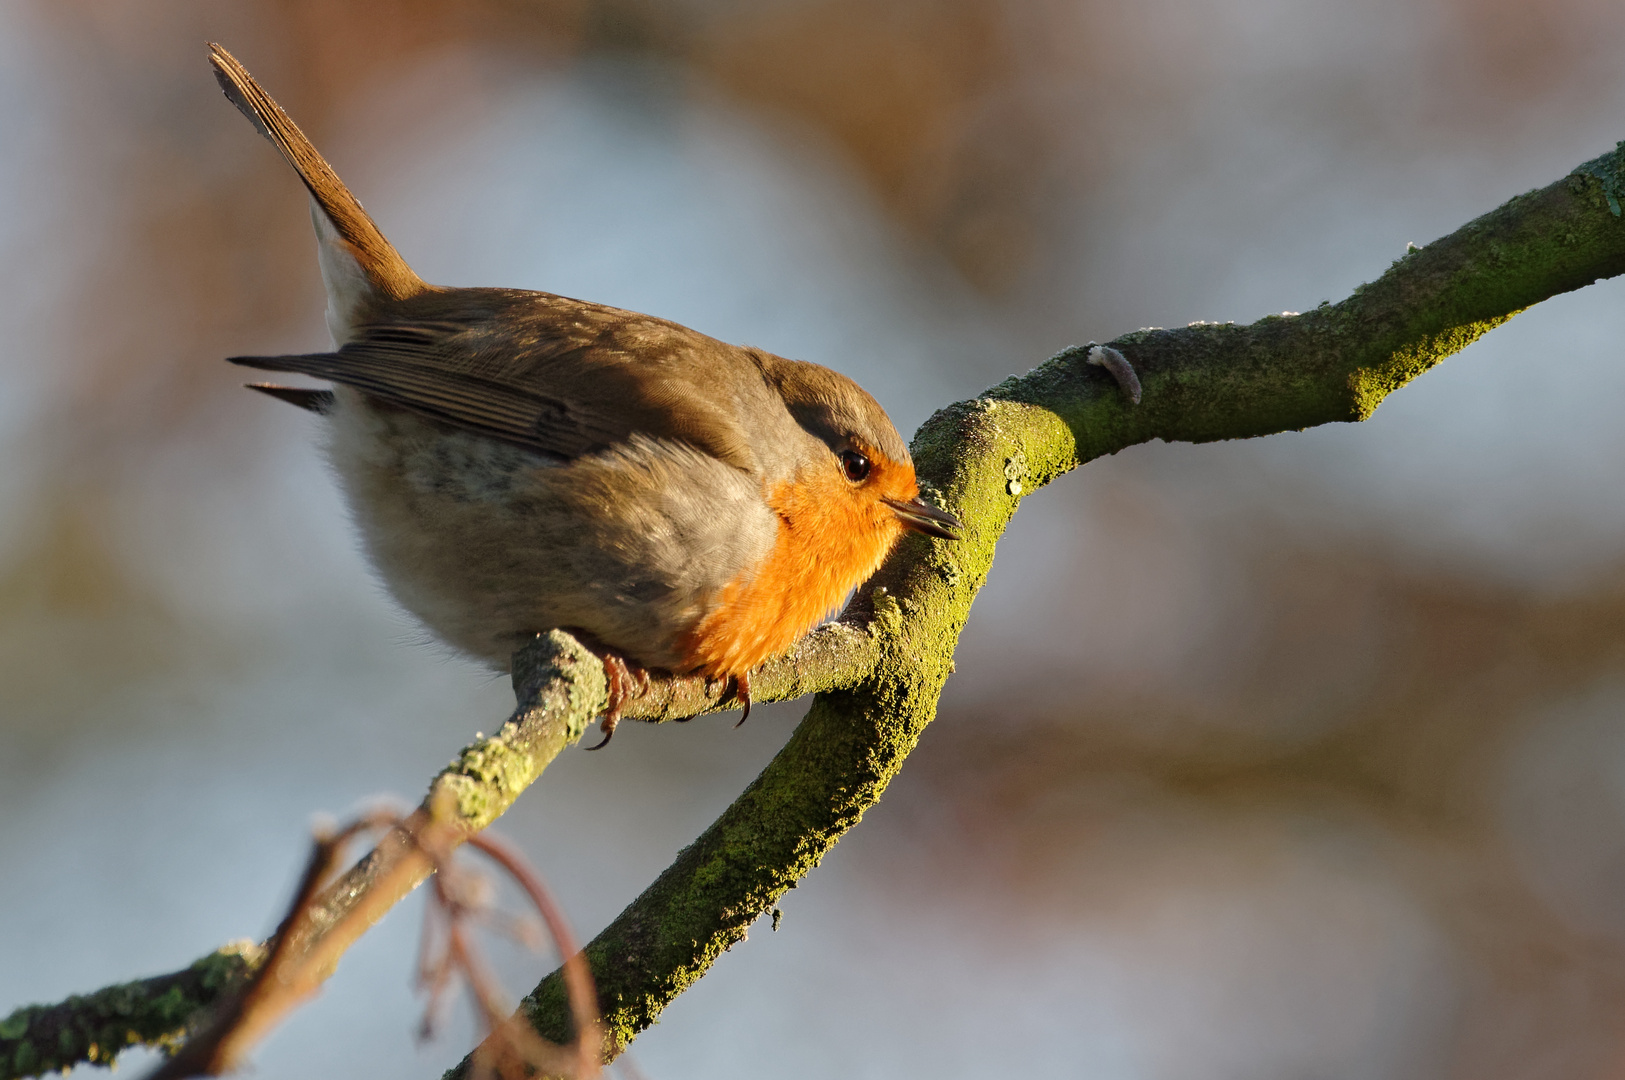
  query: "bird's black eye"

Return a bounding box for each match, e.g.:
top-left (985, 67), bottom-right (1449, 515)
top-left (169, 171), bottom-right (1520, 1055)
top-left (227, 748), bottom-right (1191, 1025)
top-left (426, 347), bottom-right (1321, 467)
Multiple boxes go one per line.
top-left (840, 449), bottom-right (871, 483)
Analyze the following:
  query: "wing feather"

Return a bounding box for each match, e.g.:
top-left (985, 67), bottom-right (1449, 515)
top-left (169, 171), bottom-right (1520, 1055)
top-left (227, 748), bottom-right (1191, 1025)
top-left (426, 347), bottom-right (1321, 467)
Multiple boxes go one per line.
top-left (227, 292), bottom-right (763, 471)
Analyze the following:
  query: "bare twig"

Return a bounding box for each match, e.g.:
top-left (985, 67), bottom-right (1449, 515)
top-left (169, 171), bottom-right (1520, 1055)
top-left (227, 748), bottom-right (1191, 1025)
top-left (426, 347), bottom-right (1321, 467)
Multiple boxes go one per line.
top-left (144, 810), bottom-right (420, 1080)
top-left (144, 799), bottom-right (599, 1080)
top-left (145, 812), bottom-right (402, 1079)
top-left (465, 833), bottom-right (601, 1079)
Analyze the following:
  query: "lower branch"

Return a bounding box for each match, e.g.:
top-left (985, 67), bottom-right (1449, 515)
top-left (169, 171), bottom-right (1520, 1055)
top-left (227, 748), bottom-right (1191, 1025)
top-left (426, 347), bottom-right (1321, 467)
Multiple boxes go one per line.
top-left (0, 947), bottom-right (262, 1078)
top-left (1, 623), bottom-right (876, 1080)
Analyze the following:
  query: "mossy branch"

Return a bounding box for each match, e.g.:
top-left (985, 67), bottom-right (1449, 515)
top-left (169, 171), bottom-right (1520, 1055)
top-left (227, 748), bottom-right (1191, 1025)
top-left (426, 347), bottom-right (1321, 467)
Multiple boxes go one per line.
top-left (7, 141), bottom-right (1625, 1080)
top-left (0, 947), bottom-right (263, 1079)
top-left (0, 629), bottom-right (871, 1080)
top-left (458, 143), bottom-right (1625, 1072)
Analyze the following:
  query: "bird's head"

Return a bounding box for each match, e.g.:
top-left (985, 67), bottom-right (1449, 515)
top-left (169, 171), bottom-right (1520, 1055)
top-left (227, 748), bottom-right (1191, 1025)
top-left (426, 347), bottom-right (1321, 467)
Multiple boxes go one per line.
top-left (763, 357), bottom-right (962, 544)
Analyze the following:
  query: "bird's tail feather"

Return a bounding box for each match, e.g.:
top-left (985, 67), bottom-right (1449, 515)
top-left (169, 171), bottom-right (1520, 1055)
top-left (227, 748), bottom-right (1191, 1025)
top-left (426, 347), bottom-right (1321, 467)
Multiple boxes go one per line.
top-left (208, 43), bottom-right (423, 302)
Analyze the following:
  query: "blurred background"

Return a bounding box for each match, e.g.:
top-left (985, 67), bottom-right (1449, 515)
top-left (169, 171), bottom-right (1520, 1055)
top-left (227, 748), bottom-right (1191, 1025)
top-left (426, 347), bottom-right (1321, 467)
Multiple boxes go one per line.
top-left (3, 1), bottom-right (1625, 1077)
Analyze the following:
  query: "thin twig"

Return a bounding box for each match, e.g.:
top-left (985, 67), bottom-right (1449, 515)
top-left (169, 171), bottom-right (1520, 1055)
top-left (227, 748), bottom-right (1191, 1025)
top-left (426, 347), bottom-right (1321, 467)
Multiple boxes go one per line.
top-left (145, 812), bottom-right (403, 1079)
top-left (144, 801), bottom-right (599, 1080)
top-left (467, 832), bottom-right (601, 1079)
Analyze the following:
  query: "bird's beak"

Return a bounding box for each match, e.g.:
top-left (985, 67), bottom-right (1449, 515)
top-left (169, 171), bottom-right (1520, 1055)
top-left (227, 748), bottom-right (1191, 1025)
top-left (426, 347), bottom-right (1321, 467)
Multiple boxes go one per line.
top-left (882, 496), bottom-right (963, 540)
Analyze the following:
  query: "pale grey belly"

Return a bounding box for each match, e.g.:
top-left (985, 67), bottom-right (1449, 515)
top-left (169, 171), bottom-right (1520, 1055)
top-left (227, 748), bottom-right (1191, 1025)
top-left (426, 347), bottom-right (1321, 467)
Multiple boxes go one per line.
top-left (323, 389), bottom-right (779, 671)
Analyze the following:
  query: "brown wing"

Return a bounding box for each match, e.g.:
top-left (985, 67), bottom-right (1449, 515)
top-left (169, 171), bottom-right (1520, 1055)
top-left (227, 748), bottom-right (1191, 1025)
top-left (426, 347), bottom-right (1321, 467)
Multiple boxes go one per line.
top-left (228, 288), bottom-right (762, 472)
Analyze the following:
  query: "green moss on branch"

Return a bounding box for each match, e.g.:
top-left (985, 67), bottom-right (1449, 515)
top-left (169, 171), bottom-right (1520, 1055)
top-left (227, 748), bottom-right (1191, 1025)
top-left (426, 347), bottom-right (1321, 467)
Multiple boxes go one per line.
top-left (0, 945), bottom-right (262, 1080)
top-left (18, 138), bottom-right (1625, 1080)
top-left (0, 623), bottom-right (881, 1079)
top-left (1, 632), bottom-right (610, 1079)
top-left (471, 141), bottom-right (1625, 1074)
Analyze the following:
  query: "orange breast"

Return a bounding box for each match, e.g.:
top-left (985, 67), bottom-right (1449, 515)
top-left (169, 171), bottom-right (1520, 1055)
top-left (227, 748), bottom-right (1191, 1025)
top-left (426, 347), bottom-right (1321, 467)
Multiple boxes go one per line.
top-left (678, 460), bottom-right (915, 679)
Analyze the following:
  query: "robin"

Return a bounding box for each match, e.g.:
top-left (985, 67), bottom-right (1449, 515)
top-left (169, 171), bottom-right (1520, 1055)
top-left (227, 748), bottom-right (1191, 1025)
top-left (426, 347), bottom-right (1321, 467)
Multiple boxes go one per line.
top-left (208, 44), bottom-right (963, 749)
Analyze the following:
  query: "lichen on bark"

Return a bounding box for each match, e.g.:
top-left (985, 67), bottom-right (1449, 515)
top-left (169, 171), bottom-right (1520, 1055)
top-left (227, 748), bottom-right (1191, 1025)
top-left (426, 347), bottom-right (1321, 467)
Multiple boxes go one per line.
top-left (457, 138), bottom-right (1625, 1076)
top-left (0, 945), bottom-right (263, 1080)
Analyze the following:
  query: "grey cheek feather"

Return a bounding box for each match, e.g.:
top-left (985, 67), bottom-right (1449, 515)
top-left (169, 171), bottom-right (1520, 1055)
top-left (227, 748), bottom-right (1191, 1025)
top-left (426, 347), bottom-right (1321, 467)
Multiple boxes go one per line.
top-left (322, 389), bottom-right (779, 672)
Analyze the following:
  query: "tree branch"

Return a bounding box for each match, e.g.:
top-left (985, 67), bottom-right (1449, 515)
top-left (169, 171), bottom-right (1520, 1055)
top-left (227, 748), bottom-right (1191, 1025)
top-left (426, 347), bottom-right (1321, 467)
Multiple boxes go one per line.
top-left (456, 146), bottom-right (1625, 1071)
top-left (7, 142), bottom-right (1625, 1080)
top-left (1, 625), bottom-right (874, 1080)
top-left (0, 947), bottom-right (263, 1079)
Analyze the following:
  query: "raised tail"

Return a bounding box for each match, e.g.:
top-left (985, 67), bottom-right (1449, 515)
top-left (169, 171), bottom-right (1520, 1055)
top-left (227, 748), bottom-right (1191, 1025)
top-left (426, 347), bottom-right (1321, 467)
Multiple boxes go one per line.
top-left (208, 43), bottom-right (423, 307)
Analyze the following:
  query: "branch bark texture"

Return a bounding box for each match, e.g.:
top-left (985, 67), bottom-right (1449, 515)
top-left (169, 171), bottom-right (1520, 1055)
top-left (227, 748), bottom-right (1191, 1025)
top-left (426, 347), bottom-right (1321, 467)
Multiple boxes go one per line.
top-left (6, 142), bottom-right (1625, 1080)
top-left (472, 143), bottom-right (1625, 1070)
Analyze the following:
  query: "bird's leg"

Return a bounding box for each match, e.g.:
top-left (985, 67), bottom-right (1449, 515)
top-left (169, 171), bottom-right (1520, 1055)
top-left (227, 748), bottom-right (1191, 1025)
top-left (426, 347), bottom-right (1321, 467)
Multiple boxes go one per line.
top-left (732, 670), bottom-right (753, 728)
top-left (1086, 344), bottom-right (1142, 404)
top-left (585, 651), bottom-right (652, 751)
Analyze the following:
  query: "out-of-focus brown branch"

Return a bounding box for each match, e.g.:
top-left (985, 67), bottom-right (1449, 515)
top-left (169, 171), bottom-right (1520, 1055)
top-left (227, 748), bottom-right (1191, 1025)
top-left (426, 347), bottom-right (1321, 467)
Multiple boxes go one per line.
top-left (144, 811), bottom-right (414, 1080)
top-left (454, 833), bottom-right (601, 1080)
top-left (145, 800), bottom-right (602, 1080)
top-left (3, 619), bottom-right (875, 1079)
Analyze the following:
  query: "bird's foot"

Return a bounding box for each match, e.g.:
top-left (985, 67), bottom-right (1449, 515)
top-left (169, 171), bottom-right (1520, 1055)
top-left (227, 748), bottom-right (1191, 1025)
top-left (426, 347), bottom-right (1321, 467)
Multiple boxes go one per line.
top-left (732, 670), bottom-right (753, 728)
top-left (586, 651), bottom-right (652, 751)
top-left (1086, 344), bottom-right (1142, 404)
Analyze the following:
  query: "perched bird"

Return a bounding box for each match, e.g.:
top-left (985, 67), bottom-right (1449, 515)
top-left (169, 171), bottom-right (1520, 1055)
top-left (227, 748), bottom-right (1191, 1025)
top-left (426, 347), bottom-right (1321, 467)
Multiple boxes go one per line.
top-left (208, 44), bottom-right (962, 748)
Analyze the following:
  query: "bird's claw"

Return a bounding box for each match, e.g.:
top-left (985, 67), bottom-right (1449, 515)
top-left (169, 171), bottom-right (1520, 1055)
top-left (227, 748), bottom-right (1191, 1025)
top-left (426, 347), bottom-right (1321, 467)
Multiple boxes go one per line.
top-left (583, 659), bottom-right (750, 744)
top-left (732, 670), bottom-right (753, 728)
top-left (586, 651), bottom-right (652, 751)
